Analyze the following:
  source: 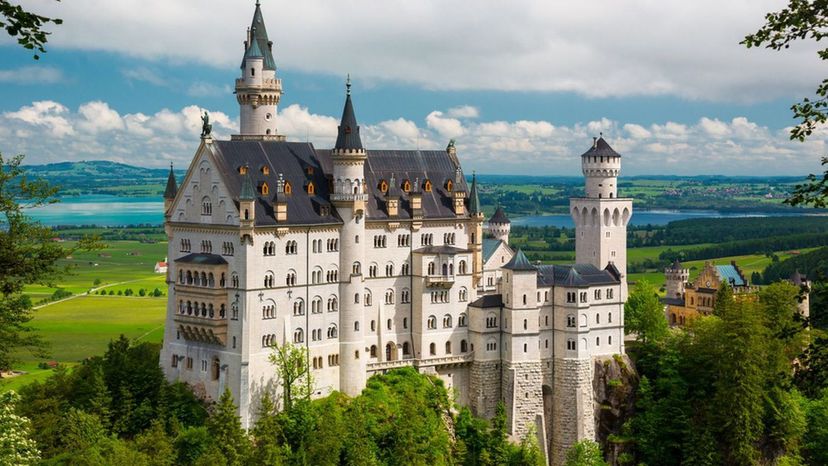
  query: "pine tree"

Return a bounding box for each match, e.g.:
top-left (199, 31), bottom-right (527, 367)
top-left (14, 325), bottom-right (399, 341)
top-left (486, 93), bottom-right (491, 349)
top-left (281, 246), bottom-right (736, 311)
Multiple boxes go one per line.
top-left (205, 388), bottom-right (250, 465)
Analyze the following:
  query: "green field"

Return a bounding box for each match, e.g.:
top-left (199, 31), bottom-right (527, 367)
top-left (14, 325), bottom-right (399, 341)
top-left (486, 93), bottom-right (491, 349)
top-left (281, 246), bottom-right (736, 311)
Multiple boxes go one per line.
top-left (1, 240), bottom-right (169, 392)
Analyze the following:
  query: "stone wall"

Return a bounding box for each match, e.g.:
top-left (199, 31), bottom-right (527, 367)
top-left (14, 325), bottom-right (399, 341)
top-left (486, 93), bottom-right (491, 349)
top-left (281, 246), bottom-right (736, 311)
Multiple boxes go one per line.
top-left (593, 355), bottom-right (638, 466)
top-left (504, 361), bottom-right (544, 442)
top-left (469, 360), bottom-right (501, 419)
top-left (552, 357), bottom-right (595, 466)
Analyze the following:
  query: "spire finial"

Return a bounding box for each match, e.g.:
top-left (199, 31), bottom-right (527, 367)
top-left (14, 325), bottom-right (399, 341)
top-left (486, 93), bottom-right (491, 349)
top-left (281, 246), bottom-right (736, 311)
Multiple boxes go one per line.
top-left (346, 74), bottom-right (351, 96)
top-left (600, 131), bottom-right (603, 138)
top-left (170, 162), bottom-right (173, 170)
top-left (256, 0), bottom-right (260, 6)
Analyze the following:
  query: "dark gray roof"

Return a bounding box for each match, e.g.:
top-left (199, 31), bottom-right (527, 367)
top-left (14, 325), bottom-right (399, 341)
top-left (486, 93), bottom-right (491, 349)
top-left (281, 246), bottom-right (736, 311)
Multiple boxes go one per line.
top-left (468, 173), bottom-right (481, 215)
top-left (164, 164), bottom-right (178, 200)
top-left (414, 245), bottom-right (470, 255)
top-left (211, 141), bottom-right (341, 226)
top-left (669, 258), bottom-right (683, 270)
top-left (241, 2), bottom-right (276, 71)
top-left (334, 83), bottom-right (362, 151)
top-left (175, 253), bottom-right (228, 265)
top-left (580, 136), bottom-right (621, 158)
top-left (359, 149), bottom-right (469, 220)
top-left (489, 207), bottom-right (510, 224)
top-left (503, 249), bottom-right (536, 271)
top-left (482, 238), bottom-right (507, 262)
top-left (790, 270), bottom-right (807, 286)
top-left (470, 294), bottom-right (503, 308)
top-left (662, 297), bottom-right (685, 306)
top-left (536, 263), bottom-right (621, 287)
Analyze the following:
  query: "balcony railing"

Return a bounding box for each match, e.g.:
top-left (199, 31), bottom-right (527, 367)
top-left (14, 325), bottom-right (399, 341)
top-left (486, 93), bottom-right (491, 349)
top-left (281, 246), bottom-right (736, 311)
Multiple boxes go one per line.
top-left (426, 275), bottom-right (455, 288)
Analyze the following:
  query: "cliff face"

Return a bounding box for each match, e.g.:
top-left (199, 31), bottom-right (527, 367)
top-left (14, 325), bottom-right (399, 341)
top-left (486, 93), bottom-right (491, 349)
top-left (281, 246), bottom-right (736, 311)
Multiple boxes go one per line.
top-left (593, 354), bottom-right (638, 465)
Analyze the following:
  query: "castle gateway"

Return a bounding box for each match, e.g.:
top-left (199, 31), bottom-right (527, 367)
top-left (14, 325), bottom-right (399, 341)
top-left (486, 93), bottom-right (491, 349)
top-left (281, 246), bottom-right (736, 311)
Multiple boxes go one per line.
top-left (160, 3), bottom-right (632, 464)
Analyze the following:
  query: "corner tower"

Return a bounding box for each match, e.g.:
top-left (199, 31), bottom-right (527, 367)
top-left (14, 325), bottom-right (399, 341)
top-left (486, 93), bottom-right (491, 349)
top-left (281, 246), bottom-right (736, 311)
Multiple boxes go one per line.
top-left (664, 259), bottom-right (689, 300)
top-left (570, 136), bottom-right (632, 297)
top-left (488, 207), bottom-right (511, 244)
top-left (331, 77), bottom-right (368, 396)
top-left (234, 1), bottom-right (283, 139)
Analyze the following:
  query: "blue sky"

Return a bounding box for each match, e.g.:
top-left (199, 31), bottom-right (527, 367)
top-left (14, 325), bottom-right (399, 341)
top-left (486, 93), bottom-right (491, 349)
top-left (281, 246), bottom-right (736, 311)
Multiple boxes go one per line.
top-left (0, 0), bottom-right (824, 176)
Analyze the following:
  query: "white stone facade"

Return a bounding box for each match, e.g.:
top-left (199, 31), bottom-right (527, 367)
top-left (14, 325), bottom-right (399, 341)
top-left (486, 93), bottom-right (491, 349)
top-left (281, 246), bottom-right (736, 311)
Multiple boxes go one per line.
top-left (159, 5), bottom-right (631, 465)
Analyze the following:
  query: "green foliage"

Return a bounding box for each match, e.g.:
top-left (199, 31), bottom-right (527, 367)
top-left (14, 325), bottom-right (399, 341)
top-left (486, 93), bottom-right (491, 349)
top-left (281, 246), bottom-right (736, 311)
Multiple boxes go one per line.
top-left (802, 389), bottom-right (828, 465)
top-left (0, 390), bottom-right (40, 465)
top-left (796, 337), bottom-right (828, 397)
top-left (268, 342), bottom-right (313, 411)
top-left (624, 280), bottom-right (668, 344)
top-left (563, 440), bottom-right (608, 466)
top-left (0, 0), bottom-right (62, 59)
top-left (206, 389), bottom-right (250, 466)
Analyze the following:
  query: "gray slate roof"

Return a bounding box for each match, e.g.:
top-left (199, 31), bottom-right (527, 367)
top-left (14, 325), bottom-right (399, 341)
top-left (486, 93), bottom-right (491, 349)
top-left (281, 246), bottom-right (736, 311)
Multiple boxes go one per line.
top-left (489, 206), bottom-right (510, 224)
top-left (536, 263), bottom-right (621, 287)
top-left (164, 165), bottom-right (178, 200)
top-left (175, 253), bottom-right (228, 265)
top-left (470, 294), bottom-right (503, 308)
top-left (211, 141), bottom-right (340, 226)
top-left (580, 136), bottom-right (621, 158)
top-left (334, 88), bottom-right (363, 150)
top-left (241, 3), bottom-right (276, 70)
top-left (503, 249), bottom-right (536, 271)
top-left (468, 173), bottom-right (481, 215)
top-left (482, 238), bottom-right (507, 262)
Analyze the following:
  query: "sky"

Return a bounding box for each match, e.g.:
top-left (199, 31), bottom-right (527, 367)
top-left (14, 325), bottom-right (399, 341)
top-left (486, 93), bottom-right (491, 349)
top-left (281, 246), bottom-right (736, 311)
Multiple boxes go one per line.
top-left (0, 0), bottom-right (825, 176)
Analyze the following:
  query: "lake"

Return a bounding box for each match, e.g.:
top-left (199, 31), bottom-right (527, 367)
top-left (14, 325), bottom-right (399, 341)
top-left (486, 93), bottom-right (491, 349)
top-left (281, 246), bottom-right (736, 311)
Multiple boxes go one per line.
top-left (25, 195), bottom-right (818, 227)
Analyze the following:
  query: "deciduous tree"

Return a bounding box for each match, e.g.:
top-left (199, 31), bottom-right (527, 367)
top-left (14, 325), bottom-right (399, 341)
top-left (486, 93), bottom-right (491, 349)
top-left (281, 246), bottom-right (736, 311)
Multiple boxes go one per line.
top-left (0, 0), bottom-right (62, 59)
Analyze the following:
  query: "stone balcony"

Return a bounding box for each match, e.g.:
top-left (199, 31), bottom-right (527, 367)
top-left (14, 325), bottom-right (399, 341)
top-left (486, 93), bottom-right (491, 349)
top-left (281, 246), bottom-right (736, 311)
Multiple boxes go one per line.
top-left (174, 283), bottom-right (229, 300)
top-left (235, 77), bottom-right (282, 91)
top-left (175, 314), bottom-right (228, 346)
top-left (426, 275), bottom-right (455, 288)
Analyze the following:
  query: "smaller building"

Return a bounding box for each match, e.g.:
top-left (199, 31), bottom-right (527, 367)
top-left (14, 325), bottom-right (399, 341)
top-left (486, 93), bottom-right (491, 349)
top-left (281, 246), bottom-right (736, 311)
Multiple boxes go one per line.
top-left (663, 261), bottom-right (758, 326)
top-left (155, 260), bottom-right (169, 274)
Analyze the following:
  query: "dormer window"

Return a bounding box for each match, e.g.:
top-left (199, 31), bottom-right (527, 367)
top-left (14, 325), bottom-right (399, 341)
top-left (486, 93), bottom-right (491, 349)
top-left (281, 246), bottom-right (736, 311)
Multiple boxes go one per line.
top-left (306, 167), bottom-right (314, 176)
top-left (379, 180), bottom-right (388, 193)
top-left (424, 180), bottom-right (432, 192)
top-left (284, 181), bottom-right (293, 194)
top-left (445, 180), bottom-right (453, 192)
top-left (402, 180), bottom-right (411, 193)
top-left (344, 126), bottom-right (352, 134)
top-left (259, 182), bottom-right (269, 195)
top-left (239, 166), bottom-right (249, 175)
top-left (306, 181), bottom-right (316, 195)
top-left (261, 166), bottom-right (270, 175)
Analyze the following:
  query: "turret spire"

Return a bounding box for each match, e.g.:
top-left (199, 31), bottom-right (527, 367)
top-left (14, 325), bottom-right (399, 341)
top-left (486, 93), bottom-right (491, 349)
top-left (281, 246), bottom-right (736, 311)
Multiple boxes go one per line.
top-left (468, 172), bottom-right (481, 215)
top-left (164, 163), bottom-right (177, 200)
top-left (334, 76), bottom-right (363, 151)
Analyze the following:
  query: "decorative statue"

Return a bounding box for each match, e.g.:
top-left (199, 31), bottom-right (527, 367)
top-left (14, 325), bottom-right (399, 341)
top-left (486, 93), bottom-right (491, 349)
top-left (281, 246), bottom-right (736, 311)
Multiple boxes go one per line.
top-left (201, 111), bottom-right (212, 138)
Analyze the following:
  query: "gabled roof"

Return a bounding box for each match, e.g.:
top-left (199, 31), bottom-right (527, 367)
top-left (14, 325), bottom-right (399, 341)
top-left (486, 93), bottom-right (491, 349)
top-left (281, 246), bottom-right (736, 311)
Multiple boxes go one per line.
top-left (164, 164), bottom-right (178, 200)
top-left (536, 263), bottom-right (621, 287)
top-left (715, 264), bottom-right (745, 286)
top-left (489, 206), bottom-right (510, 224)
top-left (503, 249), bottom-right (536, 271)
top-left (334, 81), bottom-right (363, 151)
top-left (482, 238), bottom-right (504, 263)
top-left (469, 294), bottom-right (503, 308)
top-left (580, 136), bottom-right (621, 158)
top-left (241, 2), bottom-right (276, 70)
top-left (175, 253), bottom-right (228, 266)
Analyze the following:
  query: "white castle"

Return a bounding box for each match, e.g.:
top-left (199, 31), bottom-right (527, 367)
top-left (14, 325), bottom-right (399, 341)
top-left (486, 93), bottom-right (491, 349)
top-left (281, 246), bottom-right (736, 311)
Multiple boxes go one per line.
top-left (159, 3), bottom-right (632, 463)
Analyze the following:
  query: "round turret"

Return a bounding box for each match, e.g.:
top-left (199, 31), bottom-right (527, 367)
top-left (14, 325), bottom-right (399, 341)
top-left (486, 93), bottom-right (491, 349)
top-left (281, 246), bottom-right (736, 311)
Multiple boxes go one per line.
top-left (488, 207), bottom-right (511, 244)
top-left (664, 259), bottom-right (689, 299)
top-left (581, 135), bottom-right (621, 199)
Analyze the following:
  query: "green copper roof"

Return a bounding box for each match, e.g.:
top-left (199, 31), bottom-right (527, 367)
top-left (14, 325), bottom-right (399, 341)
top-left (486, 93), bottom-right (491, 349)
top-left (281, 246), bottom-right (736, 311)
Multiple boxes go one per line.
top-left (240, 3), bottom-right (276, 70)
top-left (468, 173), bottom-right (481, 214)
top-left (163, 164), bottom-right (177, 200)
top-left (244, 35), bottom-right (264, 59)
top-left (503, 248), bottom-right (536, 271)
top-left (239, 171), bottom-right (256, 201)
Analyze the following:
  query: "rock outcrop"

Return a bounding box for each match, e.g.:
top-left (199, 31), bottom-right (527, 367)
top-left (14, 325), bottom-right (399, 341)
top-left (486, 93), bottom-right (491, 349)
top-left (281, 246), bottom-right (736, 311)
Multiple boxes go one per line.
top-left (593, 354), bottom-right (638, 465)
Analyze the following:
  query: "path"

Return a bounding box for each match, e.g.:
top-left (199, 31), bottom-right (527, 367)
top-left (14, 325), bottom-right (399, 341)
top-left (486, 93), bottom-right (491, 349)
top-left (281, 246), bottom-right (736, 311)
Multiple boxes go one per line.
top-left (33, 277), bottom-right (160, 310)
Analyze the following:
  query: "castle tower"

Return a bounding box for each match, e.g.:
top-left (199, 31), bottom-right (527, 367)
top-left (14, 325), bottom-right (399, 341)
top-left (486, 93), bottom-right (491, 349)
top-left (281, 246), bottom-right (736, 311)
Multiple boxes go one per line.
top-left (570, 135), bottom-right (632, 297)
top-left (664, 259), bottom-right (689, 299)
top-left (790, 271), bottom-right (811, 319)
top-left (234, 1), bottom-right (283, 139)
top-left (468, 174), bottom-right (484, 289)
top-left (331, 77), bottom-right (368, 396)
top-left (489, 207), bottom-right (511, 244)
top-left (501, 250), bottom-right (544, 444)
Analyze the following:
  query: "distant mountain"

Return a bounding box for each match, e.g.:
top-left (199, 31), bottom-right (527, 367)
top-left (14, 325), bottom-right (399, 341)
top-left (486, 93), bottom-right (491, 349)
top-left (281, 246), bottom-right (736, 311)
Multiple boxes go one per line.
top-left (23, 161), bottom-right (184, 197)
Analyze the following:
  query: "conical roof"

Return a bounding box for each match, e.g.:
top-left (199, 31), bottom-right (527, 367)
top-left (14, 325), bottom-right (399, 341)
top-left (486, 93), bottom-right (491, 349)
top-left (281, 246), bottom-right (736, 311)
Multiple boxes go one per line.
top-left (240, 2), bottom-right (276, 70)
top-left (503, 249), bottom-right (536, 271)
top-left (334, 78), bottom-right (363, 151)
top-left (489, 206), bottom-right (510, 224)
top-left (581, 136), bottom-right (621, 158)
top-left (468, 173), bottom-right (481, 215)
top-left (239, 171), bottom-right (256, 201)
top-left (164, 163), bottom-right (177, 200)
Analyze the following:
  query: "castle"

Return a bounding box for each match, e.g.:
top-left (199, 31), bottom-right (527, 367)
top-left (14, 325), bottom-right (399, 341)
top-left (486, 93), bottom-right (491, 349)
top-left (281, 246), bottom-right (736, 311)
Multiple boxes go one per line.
top-left (159, 3), bottom-right (631, 463)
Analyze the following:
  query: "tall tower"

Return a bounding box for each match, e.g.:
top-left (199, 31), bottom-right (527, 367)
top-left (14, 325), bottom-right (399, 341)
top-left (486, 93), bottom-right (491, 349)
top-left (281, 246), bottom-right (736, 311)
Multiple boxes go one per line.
top-left (570, 135), bottom-right (632, 297)
top-left (468, 174), bottom-right (484, 289)
top-left (332, 78), bottom-right (368, 396)
top-left (234, 1), bottom-right (283, 139)
top-left (664, 259), bottom-right (689, 299)
top-left (488, 207), bottom-right (511, 244)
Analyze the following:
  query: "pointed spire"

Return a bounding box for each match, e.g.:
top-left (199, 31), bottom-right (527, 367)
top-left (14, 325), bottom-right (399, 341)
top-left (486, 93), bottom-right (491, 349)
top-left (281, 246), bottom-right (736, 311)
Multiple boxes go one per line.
top-left (334, 76), bottom-right (363, 151)
top-left (239, 167), bottom-right (256, 201)
top-left (489, 206), bottom-right (510, 224)
top-left (503, 249), bottom-right (536, 271)
top-left (164, 163), bottom-right (177, 200)
top-left (469, 172), bottom-right (481, 215)
top-left (241, 1), bottom-right (276, 70)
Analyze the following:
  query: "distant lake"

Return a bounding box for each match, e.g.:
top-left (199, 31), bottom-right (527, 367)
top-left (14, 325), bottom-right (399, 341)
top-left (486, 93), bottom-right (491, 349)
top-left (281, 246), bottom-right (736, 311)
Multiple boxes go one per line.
top-left (27, 195), bottom-right (164, 226)
top-left (512, 209), bottom-right (822, 228)
top-left (25, 196), bottom-right (820, 228)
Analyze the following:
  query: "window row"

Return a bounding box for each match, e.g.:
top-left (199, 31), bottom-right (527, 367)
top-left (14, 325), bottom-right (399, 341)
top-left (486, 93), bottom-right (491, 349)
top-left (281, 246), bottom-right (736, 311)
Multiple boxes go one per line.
top-left (442, 233), bottom-right (456, 245)
top-left (177, 300), bottom-right (226, 319)
top-left (566, 288), bottom-right (616, 304)
top-left (426, 313), bottom-right (468, 329)
top-left (311, 355), bottom-right (340, 369)
top-left (221, 242), bottom-right (234, 256)
top-left (566, 312), bottom-right (613, 328)
top-left (200, 240), bottom-right (213, 254)
top-left (426, 339), bottom-right (468, 356)
top-left (170, 355), bottom-right (222, 380)
top-left (427, 260), bottom-right (467, 276)
top-left (373, 235), bottom-right (388, 248)
top-left (179, 270), bottom-right (225, 288)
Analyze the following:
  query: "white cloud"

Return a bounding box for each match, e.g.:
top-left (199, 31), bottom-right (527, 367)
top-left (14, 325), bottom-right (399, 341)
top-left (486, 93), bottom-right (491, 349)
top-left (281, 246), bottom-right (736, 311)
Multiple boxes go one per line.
top-left (0, 66), bottom-right (63, 84)
top-left (0, 99), bottom-right (823, 177)
top-left (447, 105), bottom-right (479, 119)
top-left (24, 0), bottom-right (820, 102)
top-left (121, 67), bottom-right (167, 87)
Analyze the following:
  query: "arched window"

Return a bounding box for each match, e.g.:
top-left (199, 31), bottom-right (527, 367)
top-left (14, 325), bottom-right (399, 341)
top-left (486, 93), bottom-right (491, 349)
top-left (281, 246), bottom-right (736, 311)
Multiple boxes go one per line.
top-left (212, 358), bottom-right (220, 380)
top-left (458, 260), bottom-right (467, 274)
top-left (284, 181), bottom-right (292, 194)
top-left (427, 262), bottom-right (435, 275)
top-left (352, 262), bottom-right (361, 275)
top-left (458, 313), bottom-right (467, 327)
top-left (445, 179), bottom-right (453, 192)
top-left (379, 180), bottom-right (388, 193)
top-left (460, 339), bottom-right (468, 352)
top-left (459, 287), bottom-right (468, 302)
top-left (201, 196), bottom-right (212, 215)
top-left (443, 314), bottom-right (452, 328)
top-left (260, 182), bottom-right (269, 195)
top-left (364, 289), bottom-right (372, 306)
top-left (293, 328), bottom-right (304, 343)
top-left (327, 324), bottom-right (338, 339)
top-left (427, 315), bottom-right (437, 329)
top-left (293, 299), bottom-right (305, 316)
top-left (567, 314), bottom-right (576, 328)
top-left (445, 341), bottom-right (452, 354)
top-left (429, 342), bottom-right (436, 355)
top-left (385, 289), bottom-right (394, 304)
top-left (402, 179), bottom-right (411, 192)
top-left (486, 313), bottom-right (497, 328)
top-left (370, 345), bottom-right (377, 358)
top-left (424, 179), bottom-right (432, 192)
top-left (328, 296), bottom-right (338, 312)
top-left (306, 181), bottom-right (315, 195)
top-left (403, 342), bottom-right (410, 355)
